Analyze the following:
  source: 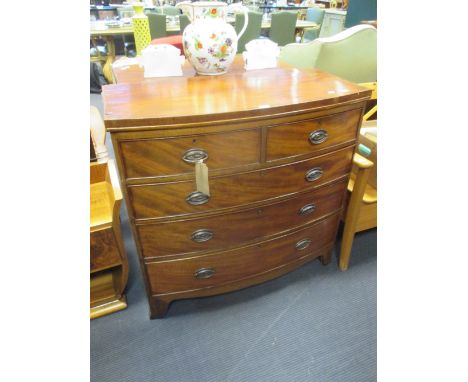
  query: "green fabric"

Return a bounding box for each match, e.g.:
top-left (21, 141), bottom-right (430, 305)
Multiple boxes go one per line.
top-left (279, 25), bottom-right (377, 83)
top-left (344, 0), bottom-right (377, 28)
top-left (315, 27), bottom-right (376, 83)
top-left (179, 14), bottom-right (191, 34)
top-left (147, 13), bottom-right (167, 39)
top-left (269, 11), bottom-right (298, 47)
top-left (303, 7), bottom-right (324, 42)
top-left (279, 42), bottom-right (322, 69)
top-left (235, 12), bottom-right (263, 53)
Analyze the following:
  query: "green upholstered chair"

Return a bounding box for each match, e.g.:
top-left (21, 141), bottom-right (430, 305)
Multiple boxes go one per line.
top-left (179, 14), bottom-right (191, 34)
top-left (279, 24), bottom-right (377, 83)
top-left (147, 13), bottom-right (167, 39)
top-left (235, 11), bottom-right (263, 53)
top-left (302, 7), bottom-right (325, 42)
top-left (269, 11), bottom-right (298, 47)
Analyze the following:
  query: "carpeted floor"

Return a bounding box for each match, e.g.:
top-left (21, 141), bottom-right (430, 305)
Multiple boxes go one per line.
top-left (90, 94), bottom-right (377, 382)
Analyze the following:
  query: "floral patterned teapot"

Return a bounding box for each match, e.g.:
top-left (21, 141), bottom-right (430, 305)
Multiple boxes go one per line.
top-left (182, 1), bottom-right (248, 75)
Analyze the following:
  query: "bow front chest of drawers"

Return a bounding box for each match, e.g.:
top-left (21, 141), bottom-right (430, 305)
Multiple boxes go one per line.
top-left (103, 58), bottom-right (371, 318)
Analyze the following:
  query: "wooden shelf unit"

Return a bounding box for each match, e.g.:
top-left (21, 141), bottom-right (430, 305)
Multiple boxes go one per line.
top-left (90, 160), bottom-right (128, 319)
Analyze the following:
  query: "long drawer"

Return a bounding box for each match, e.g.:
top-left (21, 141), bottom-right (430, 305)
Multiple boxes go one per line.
top-left (146, 212), bottom-right (340, 295)
top-left (128, 146), bottom-right (354, 220)
top-left (118, 128), bottom-right (261, 179)
top-left (266, 108), bottom-right (361, 162)
top-left (137, 179), bottom-right (347, 258)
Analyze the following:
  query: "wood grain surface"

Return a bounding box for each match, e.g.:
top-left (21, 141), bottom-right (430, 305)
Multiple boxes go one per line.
top-left (103, 56), bottom-right (371, 128)
top-left (90, 228), bottom-right (122, 272)
top-left (137, 179), bottom-right (347, 258)
top-left (119, 128), bottom-right (261, 179)
top-left (266, 108), bottom-right (362, 161)
top-left (146, 213), bottom-right (340, 295)
top-left (104, 58), bottom-right (370, 318)
top-left (128, 146), bottom-right (353, 220)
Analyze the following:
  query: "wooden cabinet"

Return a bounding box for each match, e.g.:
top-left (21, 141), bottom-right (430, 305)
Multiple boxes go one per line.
top-left (103, 57), bottom-right (370, 318)
top-left (319, 9), bottom-right (347, 38)
top-left (90, 160), bottom-right (128, 319)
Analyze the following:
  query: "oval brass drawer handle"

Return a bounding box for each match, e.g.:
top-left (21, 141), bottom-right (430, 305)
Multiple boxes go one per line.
top-left (305, 167), bottom-right (323, 182)
top-left (182, 148), bottom-right (208, 164)
top-left (186, 191), bottom-right (210, 205)
top-left (295, 238), bottom-right (312, 251)
top-left (194, 267), bottom-right (216, 279)
top-left (309, 129), bottom-right (328, 145)
top-left (298, 203), bottom-right (316, 216)
top-left (191, 229), bottom-right (214, 243)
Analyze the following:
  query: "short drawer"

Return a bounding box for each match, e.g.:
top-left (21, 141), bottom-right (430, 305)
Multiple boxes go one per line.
top-left (146, 213), bottom-right (340, 295)
top-left (90, 228), bottom-right (122, 272)
top-left (137, 179), bottom-right (347, 258)
top-left (128, 146), bottom-right (354, 219)
top-left (118, 129), bottom-right (261, 179)
top-left (266, 109), bottom-right (361, 161)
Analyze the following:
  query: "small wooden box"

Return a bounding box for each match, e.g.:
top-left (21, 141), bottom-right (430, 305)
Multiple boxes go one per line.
top-left (90, 160), bottom-right (128, 319)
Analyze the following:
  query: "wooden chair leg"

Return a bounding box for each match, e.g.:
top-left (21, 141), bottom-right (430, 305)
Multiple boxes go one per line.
top-left (339, 165), bottom-right (371, 271)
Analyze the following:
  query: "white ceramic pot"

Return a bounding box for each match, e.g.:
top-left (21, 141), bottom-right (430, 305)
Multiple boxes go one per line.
top-left (182, 2), bottom-right (248, 75)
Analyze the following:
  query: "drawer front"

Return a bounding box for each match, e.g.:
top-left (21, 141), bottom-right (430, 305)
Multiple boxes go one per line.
top-left (90, 228), bottom-right (122, 272)
top-left (137, 179), bottom-right (347, 258)
top-left (119, 129), bottom-right (261, 179)
top-left (266, 109), bottom-right (361, 161)
top-left (146, 213), bottom-right (340, 295)
top-left (129, 146), bottom-right (354, 219)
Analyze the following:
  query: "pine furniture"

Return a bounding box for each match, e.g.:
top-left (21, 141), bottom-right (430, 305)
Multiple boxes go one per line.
top-left (103, 56), bottom-right (370, 318)
top-left (339, 82), bottom-right (377, 271)
top-left (90, 107), bottom-right (129, 319)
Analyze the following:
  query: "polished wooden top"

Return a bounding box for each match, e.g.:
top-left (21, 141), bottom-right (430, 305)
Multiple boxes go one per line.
top-left (103, 56), bottom-right (370, 129)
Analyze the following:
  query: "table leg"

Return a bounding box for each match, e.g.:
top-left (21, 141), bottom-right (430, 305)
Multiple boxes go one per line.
top-left (102, 36), bottom-right (116, 84)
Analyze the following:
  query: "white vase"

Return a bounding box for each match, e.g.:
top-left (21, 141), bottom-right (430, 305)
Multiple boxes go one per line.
top-left (182, 2), bottom-right (248, 75)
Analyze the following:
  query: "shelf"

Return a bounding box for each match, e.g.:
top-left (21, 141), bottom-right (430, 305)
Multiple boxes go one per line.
top-left (90, 161), bottom-right (122, 231)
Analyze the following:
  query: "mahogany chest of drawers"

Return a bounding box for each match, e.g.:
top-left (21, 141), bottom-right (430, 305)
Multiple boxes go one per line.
top-left (103, 58), bottom-right (370, 318)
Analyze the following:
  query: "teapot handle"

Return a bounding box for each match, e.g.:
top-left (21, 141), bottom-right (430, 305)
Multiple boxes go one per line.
top-left (228, 4), bottom-right (249, 40)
